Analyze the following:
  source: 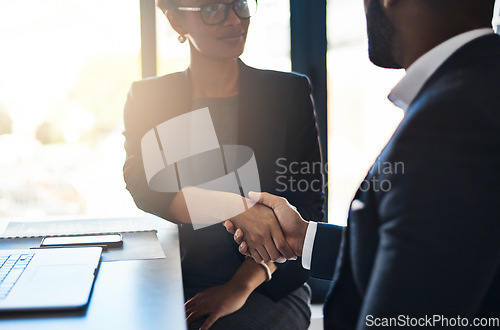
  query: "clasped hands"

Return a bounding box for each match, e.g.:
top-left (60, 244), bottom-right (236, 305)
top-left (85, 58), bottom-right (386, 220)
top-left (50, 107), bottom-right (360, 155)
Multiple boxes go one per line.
top-left (223, 192), bottom-right (309, 263)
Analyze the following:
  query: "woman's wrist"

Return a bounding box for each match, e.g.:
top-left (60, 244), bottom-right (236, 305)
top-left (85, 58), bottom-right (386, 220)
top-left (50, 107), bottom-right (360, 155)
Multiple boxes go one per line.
top-left (257, 262), bottom-right (273, 282)
top-left (227, 259), bottom-right (277, 295)
top-left (226, 277), bottom-right (255, 296)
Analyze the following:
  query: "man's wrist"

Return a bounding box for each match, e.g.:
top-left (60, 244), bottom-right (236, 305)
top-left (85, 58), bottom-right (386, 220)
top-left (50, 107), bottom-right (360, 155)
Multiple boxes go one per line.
top-left (300, 221), bottom-right (317, 270)
top-left (295, 220), bottom-right (310, 256)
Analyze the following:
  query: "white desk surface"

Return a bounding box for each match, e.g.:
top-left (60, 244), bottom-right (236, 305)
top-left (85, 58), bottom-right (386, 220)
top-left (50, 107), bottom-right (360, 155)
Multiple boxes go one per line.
top-left (0, 215), bottom-right (187, 330)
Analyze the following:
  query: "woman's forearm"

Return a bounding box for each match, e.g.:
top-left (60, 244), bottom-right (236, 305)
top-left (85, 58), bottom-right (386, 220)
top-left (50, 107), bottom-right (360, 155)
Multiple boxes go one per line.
top-left (169, 187), bottom-right (249, 224)
top-left (228, 258), bottom-right (277, 294)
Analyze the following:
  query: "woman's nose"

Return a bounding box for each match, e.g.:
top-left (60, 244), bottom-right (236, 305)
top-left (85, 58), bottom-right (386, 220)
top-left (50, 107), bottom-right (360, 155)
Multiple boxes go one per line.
top-left (223, 6), bottom-right (242, 26)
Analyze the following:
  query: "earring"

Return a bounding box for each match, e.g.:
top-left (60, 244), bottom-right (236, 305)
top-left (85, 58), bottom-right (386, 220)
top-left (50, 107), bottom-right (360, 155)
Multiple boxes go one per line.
top-left (178, 35), bottom-right (187, 43)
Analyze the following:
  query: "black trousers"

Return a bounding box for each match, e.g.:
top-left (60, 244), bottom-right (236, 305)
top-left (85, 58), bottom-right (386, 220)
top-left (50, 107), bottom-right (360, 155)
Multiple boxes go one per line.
top-left (187, 284), bottom-right (312, 330)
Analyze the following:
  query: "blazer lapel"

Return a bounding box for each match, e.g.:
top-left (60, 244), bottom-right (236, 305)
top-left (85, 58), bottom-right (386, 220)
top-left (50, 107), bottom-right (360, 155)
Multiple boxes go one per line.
top-left (237, 60), bottom-right (260, 147)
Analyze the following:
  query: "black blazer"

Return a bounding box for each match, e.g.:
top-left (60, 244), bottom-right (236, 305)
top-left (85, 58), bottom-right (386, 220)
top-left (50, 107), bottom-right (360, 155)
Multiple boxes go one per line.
top-left (311, 34), bottom-right (500, 329)
top-left (123, 60), bottom-right (325, 301)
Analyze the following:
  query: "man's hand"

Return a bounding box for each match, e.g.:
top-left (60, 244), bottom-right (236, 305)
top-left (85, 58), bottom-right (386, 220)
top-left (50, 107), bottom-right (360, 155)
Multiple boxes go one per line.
top-left (225, 192), bottom-right (310, 262)
top-left (226, 201), bottom-right (295, 263)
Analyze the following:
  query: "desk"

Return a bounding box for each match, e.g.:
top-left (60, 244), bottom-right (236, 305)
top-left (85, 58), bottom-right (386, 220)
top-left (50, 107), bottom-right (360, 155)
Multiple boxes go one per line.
top-left (0, 216), bottom-right (187, 330)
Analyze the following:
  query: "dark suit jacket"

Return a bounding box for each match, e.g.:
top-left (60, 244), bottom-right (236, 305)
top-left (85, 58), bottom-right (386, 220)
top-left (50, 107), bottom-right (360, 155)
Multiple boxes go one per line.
top-left (311, 34), bottom-right (500, 329)
top-left (123, 60), bottom-right (325, 301)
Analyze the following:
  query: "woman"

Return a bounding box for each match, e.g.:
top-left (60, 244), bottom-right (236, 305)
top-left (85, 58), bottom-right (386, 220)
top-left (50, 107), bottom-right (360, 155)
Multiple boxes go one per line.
top-left (123, 0), bottom-right (324, 329)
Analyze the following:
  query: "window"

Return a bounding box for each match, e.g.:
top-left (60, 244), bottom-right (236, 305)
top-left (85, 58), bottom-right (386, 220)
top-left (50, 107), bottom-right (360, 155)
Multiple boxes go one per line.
top-left (0, 0), bottom-right (143, 218)
top-left (327, 0), bottom-right (404, 226)
top-left (495, 0), bottom-right (500, 33)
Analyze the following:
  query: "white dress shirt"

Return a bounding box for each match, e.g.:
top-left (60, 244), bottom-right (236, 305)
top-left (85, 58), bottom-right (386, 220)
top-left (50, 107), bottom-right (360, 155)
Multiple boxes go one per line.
top-left (301, 28), bottom-right (495, 270)
top-left (389, 28), bottom-right (494, 112)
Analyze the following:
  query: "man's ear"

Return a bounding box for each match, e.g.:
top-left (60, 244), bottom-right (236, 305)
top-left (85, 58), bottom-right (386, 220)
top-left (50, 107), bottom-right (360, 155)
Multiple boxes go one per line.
top-left (166, 10), bottom-right (187, 36)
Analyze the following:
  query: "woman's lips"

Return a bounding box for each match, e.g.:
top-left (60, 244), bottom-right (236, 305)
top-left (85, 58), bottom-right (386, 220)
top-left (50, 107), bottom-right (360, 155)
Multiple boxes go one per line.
top-left (218, 33), bottom-right (245, 44)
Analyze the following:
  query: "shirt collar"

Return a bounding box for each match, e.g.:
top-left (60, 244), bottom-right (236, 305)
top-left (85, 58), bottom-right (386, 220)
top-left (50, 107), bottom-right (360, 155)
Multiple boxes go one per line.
top-left (388, 28), bottom-right (494, 112)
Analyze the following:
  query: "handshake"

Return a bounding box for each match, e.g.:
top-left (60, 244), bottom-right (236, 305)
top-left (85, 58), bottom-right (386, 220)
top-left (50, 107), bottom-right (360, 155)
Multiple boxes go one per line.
top-left (222, 192), bottom-right (310, 264)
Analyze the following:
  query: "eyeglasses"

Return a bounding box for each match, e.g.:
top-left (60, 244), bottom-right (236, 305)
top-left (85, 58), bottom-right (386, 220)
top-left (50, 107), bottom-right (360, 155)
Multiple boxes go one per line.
top-left (176, 0), bottom-right (258, 26)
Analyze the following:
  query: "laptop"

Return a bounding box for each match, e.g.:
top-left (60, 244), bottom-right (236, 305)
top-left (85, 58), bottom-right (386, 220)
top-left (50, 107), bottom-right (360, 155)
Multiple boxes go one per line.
top-left (0, 247), bottom-right (102, 312)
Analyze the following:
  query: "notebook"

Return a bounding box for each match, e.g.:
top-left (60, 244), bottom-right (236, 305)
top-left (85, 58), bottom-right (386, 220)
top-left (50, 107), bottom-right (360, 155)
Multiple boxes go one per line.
top-left (0, 218), bottom-right (166, 262)
top-left (0, 247), bottom-right (102, 312)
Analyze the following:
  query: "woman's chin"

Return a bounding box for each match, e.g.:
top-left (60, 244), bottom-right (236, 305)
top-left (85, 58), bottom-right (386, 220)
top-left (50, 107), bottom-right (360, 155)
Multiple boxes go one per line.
top-left (204, 48), bottom-right (246, 61)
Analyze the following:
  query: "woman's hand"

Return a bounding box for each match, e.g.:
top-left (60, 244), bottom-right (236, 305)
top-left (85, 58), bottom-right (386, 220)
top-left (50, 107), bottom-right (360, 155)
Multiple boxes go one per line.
top-left (185, 281), bottom-right (252, 330)
top-left (228, 202), bottom-right (295, 263)
top-left (227, 192), bottom-right (309, 260)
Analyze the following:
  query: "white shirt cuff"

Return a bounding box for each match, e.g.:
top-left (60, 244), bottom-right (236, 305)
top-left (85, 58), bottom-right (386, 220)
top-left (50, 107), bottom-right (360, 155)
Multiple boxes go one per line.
top-left (301, 221), bottom-right (317, 270)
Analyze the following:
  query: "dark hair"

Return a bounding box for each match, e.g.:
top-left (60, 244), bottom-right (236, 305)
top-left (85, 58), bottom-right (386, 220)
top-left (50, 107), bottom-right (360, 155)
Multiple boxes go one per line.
top-left (156, 0), bottom-right (180, 12)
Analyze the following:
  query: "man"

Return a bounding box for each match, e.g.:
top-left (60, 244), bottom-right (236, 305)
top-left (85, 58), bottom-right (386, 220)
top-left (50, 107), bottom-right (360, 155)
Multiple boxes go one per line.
top-left (225, 0), bottom-right (500, 328)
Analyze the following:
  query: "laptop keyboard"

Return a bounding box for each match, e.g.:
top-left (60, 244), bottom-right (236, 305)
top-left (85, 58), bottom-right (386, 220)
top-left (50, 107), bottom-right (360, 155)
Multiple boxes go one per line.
top-left (0, 254), bottom-right (34, 299)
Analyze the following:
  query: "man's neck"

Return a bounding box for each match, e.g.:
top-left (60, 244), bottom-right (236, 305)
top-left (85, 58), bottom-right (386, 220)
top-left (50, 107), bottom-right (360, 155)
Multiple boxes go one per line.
top-left (399, 23), bottom-right (492, 70)
top-left (189, 50), bottom-right (240, 98)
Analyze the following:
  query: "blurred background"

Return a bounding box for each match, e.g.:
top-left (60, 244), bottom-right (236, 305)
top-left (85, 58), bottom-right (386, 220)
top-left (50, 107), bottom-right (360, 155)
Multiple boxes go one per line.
top-left (0, 0), bottom-right (498, 224)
